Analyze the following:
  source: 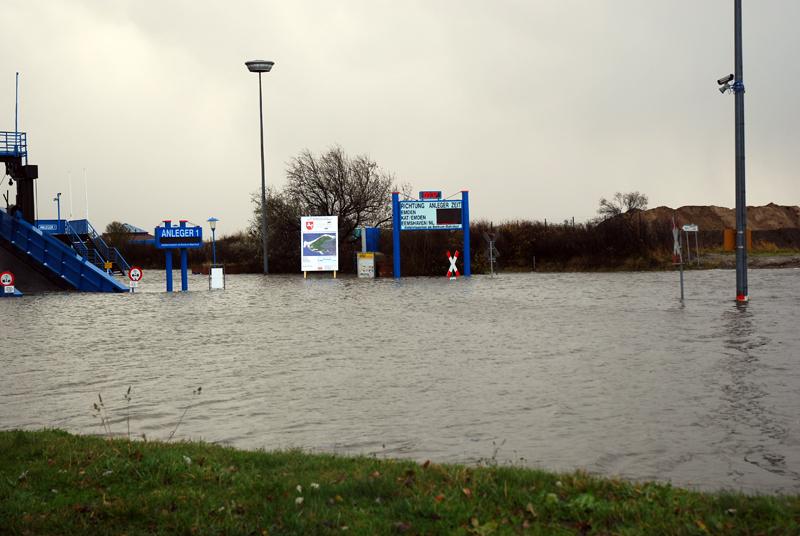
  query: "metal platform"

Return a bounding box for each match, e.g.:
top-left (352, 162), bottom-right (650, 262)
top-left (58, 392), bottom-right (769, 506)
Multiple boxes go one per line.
top-left (0, 131), bottom-right (26, 159)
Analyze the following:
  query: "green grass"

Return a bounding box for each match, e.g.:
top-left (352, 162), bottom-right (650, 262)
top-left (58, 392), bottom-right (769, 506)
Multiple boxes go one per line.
top-left (1, 430), bottom-right (798, 535)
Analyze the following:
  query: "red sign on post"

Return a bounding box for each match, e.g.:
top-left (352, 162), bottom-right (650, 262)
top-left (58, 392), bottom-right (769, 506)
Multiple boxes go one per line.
top-left (129, 266), bottom-right (143, 282)
top-left (0, 271), bottom-right (14, 287)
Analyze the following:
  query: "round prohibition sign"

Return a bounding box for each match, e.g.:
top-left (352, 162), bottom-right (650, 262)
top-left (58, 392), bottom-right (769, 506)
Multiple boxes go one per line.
top-left (0, 271), bottom-right (14, 286)
top-left (128, 266), bottom-right (143, 282)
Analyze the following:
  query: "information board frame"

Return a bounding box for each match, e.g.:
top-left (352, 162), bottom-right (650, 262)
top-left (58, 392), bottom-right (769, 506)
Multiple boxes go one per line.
top-left (154, 224), bottom-right (203, 249)
top-left (301, 216), bottom-right (339, 273)
top-left (398, 200), bottom-right (463, 231)
top-left (391, 191), bottom-right (471, 279)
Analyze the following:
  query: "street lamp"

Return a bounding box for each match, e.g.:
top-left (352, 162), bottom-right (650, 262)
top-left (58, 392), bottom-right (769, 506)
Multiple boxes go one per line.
top-left (53, 192), bottom-right (61, 233)
top-left (207, 217), bottom-right (219, 266)
top-left (718, 3), bottom-right (748, 302)
top-left (245, 59), bottom-right (275, 275)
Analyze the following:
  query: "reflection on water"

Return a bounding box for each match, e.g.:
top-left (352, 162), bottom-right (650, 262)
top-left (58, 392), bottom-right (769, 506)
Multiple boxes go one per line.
top-left (712, 303), bottom-right (799, 489)
top-left (1, 269), bottom-right (799, 493)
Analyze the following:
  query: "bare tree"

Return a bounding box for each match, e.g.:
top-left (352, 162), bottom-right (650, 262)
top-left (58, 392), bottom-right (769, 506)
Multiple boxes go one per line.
top-left (284, 146), bottom-right (398, 239)
top-left (103, 221), bottom-right (130, 247)
top-left (598, 191), bottom-right (648, 220)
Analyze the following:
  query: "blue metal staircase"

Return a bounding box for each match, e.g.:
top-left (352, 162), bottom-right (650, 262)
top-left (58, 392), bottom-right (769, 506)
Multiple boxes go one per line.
top-left (0, 208), bottom-right (128, 292)
top-left (36, 219), bottom-right (132, 275)
top-left (84, 220), bottom-right (131, 275)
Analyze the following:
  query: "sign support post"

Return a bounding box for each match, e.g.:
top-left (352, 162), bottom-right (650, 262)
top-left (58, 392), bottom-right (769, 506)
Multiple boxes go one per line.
top-left (392, 192), bottom-right (401, 278)
top-left (673, 217), bottom-right (685, 302)
top-left (462, 190), bottom-right (471, 277)
top-left (180, 248), bottom-right (189, 292)
top-left (165, 250), bottom-right (173, 292)
top-left (155, 219), bottom-right (202, 292)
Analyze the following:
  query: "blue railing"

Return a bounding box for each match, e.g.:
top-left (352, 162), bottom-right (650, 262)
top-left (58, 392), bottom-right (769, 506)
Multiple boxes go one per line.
top-left (85, 220), bottom-right (131, 274)
top-left (64, 221), bottom-right (89, 258)
top-left (0, 208), bottom-right (127, 292)
top-left (0, 131), bottom-right (27, 159)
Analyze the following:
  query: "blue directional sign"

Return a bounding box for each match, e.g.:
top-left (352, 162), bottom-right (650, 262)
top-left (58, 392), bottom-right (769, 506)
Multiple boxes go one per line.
top-left (155, 222), bottom-right (203, 249)
top-left (391, 190), bottom-right (471, 278)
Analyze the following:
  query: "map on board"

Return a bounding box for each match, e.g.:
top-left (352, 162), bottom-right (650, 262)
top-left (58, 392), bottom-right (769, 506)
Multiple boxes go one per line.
top-left (303, 233), bottom-right (337, 256)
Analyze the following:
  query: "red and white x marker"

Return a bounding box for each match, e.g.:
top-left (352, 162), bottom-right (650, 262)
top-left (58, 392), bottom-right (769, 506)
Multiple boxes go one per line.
top-left (446, 250), bottom-right (460, 279)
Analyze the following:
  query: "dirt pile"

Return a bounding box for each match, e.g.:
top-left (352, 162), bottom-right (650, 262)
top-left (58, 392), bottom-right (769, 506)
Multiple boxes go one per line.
top-left (639, 203), bottom-right (800, 231)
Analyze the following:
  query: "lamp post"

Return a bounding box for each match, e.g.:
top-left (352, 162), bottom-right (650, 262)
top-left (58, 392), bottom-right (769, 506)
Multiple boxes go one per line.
top-left (733, 0), bottom-right (748, 302)
top-left (53, 192), bottom-right (61, 233)
top-left (245, 59), bottom-right (274, 275)
top-left (207, 217), bottom-right (219, 265)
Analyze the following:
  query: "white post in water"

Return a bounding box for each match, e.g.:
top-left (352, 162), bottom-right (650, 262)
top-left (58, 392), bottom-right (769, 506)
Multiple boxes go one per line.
top-left (673, 217), bottom-right (684, 302)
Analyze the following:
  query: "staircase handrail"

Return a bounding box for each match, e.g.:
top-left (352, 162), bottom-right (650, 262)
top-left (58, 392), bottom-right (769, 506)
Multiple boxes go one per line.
top-left (63, 220), bottom-right (89, 257)
top-left (84, 220), bottom-right (131, 273)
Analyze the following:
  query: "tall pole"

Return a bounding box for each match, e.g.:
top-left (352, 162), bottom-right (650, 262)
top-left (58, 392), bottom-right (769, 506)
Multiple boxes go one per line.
top-left (258, 72), bottom-right (269, 274)
top-left (734, 0), bottom-right (748, 302)
top-left (461, 190), bottom-right (471, 277)
top-left (55, 193), bottom-right (61, 232)
top-left (14, 72), bottom-right (19, 152)
top-left (15, 72), bottom-right (19, 134)
top-left (211, 227), bottom-right (217, 265)
top-left (392, 192), bottom-right (401, 278)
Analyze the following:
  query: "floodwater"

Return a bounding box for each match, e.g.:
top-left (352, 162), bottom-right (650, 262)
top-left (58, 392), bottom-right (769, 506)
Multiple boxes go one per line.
top-left (1, 269), bottom-right (799, 494)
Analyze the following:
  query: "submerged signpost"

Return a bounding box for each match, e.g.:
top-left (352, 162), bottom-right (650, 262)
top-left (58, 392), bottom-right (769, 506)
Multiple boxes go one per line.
top-left (0, 270), bottom-right (22, 297)
top-left (672, 217), bottom-right (685, 302)
top-left (391, 190), bottom-right (471, 279)
top-left (154, 220), bottom-right (203, 292)
top-left (128, 266), bottom-right (143, 293)
top-left (682, 224), bottom-right (700, 266)
top-left (483, 227), bottom-right (499, 277)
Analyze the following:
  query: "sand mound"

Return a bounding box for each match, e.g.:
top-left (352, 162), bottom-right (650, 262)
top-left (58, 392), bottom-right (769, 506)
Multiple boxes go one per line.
top-left (638, 203), bottom-right (800, 231)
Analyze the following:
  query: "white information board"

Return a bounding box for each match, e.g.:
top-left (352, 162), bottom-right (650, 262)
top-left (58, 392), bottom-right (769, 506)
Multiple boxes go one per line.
top-left (301, 216), bottom-right (339, 272)
top-left (399, 200), bottom-right (462, 230)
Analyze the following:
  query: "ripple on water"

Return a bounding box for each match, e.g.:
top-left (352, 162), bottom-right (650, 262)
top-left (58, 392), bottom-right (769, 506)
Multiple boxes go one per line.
top-left (1, 270), bottom-right (799, 493)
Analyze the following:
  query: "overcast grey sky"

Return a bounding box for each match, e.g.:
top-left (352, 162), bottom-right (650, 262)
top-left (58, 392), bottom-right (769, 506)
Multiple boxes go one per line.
top-left (2, 1), bottom-right (798, 235)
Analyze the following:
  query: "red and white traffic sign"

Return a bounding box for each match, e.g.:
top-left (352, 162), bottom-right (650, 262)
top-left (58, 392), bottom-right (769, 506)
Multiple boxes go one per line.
top-left (129, 266), bottom-right (143, 282)
top-left (446, 250), bottom-right (460, 280)
top-left (0, 271), bottom-right (14, 287)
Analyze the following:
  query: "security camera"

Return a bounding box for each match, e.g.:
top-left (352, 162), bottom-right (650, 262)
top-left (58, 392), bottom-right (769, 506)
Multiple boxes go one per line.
top-left (717, 74), bottom-right (734, 86)
top-left (719, 83), bottom-right (732, 94)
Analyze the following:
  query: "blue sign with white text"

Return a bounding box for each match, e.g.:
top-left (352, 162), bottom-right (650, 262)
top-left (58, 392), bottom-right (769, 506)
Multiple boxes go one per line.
top-left (155, 224), bottom-right (203, 249)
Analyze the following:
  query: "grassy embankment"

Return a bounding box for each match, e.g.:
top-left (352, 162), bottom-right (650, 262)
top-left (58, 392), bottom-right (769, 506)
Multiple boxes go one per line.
top-left (2, 430), bottom-right (798, 534)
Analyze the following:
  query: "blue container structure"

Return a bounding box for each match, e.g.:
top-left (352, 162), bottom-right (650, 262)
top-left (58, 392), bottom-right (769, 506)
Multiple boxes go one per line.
top-left (365, 227), bottom-right (380, 252)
